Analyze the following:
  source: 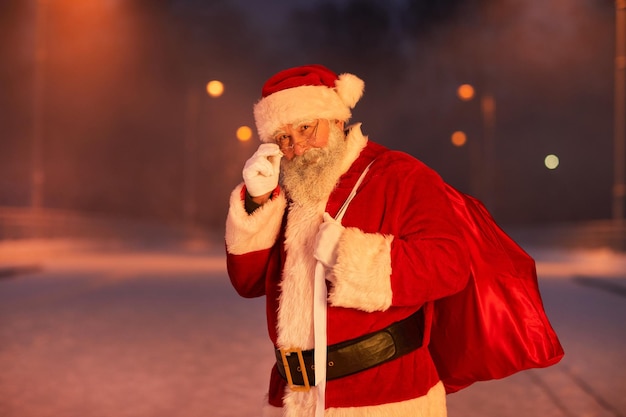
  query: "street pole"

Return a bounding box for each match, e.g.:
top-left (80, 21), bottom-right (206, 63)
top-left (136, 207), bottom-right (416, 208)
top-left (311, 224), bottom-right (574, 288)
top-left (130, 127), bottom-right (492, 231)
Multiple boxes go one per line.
top-left (481, 93), bottom-right (496, 213)
top-left (183, 88), bottom-right (199, 228)
top-left (31, 0), bottom-right (48, 211)
top-left (614, 0), bottom-right (626, 226)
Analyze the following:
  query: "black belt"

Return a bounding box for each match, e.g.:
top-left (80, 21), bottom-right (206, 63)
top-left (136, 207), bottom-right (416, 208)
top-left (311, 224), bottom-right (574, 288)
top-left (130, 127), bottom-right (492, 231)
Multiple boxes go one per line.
top-left (275, 309), bottom-right (424, 390)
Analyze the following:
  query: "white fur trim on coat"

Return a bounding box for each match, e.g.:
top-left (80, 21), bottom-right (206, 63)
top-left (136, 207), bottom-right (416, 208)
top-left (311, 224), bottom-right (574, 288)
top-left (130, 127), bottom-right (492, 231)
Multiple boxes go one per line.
top-left (329, 228), bottom-right (394, 312)
top-left (326, 381), bottom-right (447, 417)
top-left (277, 201), bottom-right (325, 350)
top-left (338, 123), bottom-right (367, 175)
top-left (264, 381), bottom-right (447, 417)
top-left (225, 183), bottom-right (287, 255)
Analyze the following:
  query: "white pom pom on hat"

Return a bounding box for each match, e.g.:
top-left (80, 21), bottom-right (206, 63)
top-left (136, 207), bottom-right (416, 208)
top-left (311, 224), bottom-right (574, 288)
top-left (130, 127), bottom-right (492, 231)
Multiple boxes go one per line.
top-left (253, 64), bottom-right (365, 143)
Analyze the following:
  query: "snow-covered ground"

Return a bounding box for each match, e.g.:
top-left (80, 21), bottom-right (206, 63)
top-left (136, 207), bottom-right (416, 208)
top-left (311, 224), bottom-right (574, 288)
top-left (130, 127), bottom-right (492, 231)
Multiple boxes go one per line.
top-left (0, 238), bottom-right (625, 417)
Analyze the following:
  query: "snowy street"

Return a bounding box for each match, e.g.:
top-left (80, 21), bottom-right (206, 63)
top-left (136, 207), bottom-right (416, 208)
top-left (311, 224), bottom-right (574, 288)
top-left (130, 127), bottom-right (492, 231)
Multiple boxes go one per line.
top-left (1, 238), bottom-right (625, 417)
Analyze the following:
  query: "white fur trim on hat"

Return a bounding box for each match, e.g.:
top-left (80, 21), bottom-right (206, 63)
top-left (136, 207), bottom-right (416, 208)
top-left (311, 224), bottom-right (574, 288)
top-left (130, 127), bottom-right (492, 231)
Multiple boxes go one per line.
top-left (335, 73), bottom-right (365, 108)
top-left (254, 73), bottom-right (365, 143)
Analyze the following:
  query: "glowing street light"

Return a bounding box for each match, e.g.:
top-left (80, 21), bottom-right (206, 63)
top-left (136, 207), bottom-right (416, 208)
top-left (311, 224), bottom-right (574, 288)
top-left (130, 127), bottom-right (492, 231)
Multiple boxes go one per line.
top-left (451, 131), bottom-right (467, 147)
top-left (236, 126), bottom-right (253, 142)
top-left (206, 80), bottom-right (224, 98)
top-left (544, 154), bottom-right (560, 170)
top-left (457, 84), bottom-right (475, 102)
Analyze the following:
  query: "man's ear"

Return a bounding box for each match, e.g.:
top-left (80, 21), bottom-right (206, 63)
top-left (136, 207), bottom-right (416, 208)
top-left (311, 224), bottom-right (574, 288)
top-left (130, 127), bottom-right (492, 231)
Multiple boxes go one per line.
top-left (335, 120), bottom-right (345, 131)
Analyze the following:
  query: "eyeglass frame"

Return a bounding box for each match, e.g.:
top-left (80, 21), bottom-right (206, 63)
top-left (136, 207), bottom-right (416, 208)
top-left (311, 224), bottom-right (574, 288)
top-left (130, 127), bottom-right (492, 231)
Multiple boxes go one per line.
top-left (272, 119), bottom-right (321, 154)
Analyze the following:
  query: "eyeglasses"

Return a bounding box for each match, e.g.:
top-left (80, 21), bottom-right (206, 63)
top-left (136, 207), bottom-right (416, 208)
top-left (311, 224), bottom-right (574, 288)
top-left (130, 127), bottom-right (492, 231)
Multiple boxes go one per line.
top-left (273, 120), bottom-right (320, 154)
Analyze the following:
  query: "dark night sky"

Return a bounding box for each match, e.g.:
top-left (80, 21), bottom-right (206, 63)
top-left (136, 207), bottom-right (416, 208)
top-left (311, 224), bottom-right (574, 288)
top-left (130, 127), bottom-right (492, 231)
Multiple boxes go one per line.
top-left (0, 0), bottom-right (618, 229)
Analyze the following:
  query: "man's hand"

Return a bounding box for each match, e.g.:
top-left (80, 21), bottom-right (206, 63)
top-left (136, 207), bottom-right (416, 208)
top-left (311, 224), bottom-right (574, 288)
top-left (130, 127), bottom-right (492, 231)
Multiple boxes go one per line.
top-left (242, 143), bottom-right (283, 198)
top-left (314, 213), bottom-right (345, 271)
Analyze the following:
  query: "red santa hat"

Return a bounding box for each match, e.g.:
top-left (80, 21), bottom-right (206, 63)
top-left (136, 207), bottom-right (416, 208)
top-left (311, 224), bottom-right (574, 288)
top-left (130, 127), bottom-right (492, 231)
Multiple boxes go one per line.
top-left (253, 64), bottom-right (365, 143)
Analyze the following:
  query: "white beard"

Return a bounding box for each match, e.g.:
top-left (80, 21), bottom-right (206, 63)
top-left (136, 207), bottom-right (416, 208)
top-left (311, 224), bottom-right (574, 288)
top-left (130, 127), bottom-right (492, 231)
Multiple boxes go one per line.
top-left (280, 123), bottom-right (348, 205)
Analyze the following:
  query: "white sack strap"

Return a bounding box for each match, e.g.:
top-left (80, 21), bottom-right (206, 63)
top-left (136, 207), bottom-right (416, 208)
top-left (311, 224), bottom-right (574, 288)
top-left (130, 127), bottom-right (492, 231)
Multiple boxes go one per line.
top-left (313, 261), bottom-right (327, 417)
top-left (334, 160), bottom-right (375, 222)
top-left (313, 159), bottom-right (375, 417)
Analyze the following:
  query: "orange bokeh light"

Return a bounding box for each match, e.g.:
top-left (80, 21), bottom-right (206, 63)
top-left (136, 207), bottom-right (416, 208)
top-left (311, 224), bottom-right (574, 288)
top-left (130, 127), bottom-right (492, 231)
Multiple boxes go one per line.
top-left (236, 126), bottom-right (253, 142)
top-left (457, 84), bottom-right (475, 101)
top-left (206, 80), bottom-right (224, 97)
top-left (451, 131), bottom-right (467, 147)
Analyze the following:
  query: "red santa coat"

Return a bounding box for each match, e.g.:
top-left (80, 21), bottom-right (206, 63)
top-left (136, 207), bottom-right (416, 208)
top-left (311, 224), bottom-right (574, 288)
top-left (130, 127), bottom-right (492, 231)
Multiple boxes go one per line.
top-left (225, 125), bottom-right (471, 417)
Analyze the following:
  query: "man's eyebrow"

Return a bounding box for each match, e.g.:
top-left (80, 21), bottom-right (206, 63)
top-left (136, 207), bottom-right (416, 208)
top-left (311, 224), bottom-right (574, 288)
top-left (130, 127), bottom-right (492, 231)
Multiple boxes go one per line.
top-left (272, 129), bottom-right (289, 138)
top-left (293, 119), bottom-right (316, 128)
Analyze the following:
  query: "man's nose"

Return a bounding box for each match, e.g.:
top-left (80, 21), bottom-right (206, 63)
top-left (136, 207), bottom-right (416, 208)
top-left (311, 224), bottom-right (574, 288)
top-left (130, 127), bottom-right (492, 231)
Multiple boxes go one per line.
top-left (292, 141), bottom-right (310, 156)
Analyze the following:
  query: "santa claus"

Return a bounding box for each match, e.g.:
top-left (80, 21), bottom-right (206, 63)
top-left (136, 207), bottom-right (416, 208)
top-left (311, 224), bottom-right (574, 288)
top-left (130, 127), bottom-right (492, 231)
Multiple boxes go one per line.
top-left (225, 64), bottom-right (471, 417)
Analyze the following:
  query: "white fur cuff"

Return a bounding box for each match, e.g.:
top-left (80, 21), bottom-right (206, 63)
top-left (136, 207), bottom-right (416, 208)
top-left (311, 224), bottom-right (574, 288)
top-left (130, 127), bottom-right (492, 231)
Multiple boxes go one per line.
top-left (329, 228), bottom-right (394, 312)
top-left (225, 183), bottom-right (287, 255)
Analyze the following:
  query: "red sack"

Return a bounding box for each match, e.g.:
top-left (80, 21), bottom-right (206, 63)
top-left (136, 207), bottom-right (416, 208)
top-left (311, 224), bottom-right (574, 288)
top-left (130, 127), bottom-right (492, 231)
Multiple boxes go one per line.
top-left (429, 185), bottom-right (564, 394)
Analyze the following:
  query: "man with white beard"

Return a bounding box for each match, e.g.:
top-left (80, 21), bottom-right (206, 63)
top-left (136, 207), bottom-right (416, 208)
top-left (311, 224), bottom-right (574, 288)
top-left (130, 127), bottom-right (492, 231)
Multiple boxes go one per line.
top-left (225, 65), bottom-right (471, 417)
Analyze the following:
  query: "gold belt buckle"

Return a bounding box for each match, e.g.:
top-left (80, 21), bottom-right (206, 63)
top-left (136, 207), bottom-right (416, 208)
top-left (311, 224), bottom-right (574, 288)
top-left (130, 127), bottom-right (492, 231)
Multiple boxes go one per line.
top-left (279, 348), bottom-right (311, 392)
